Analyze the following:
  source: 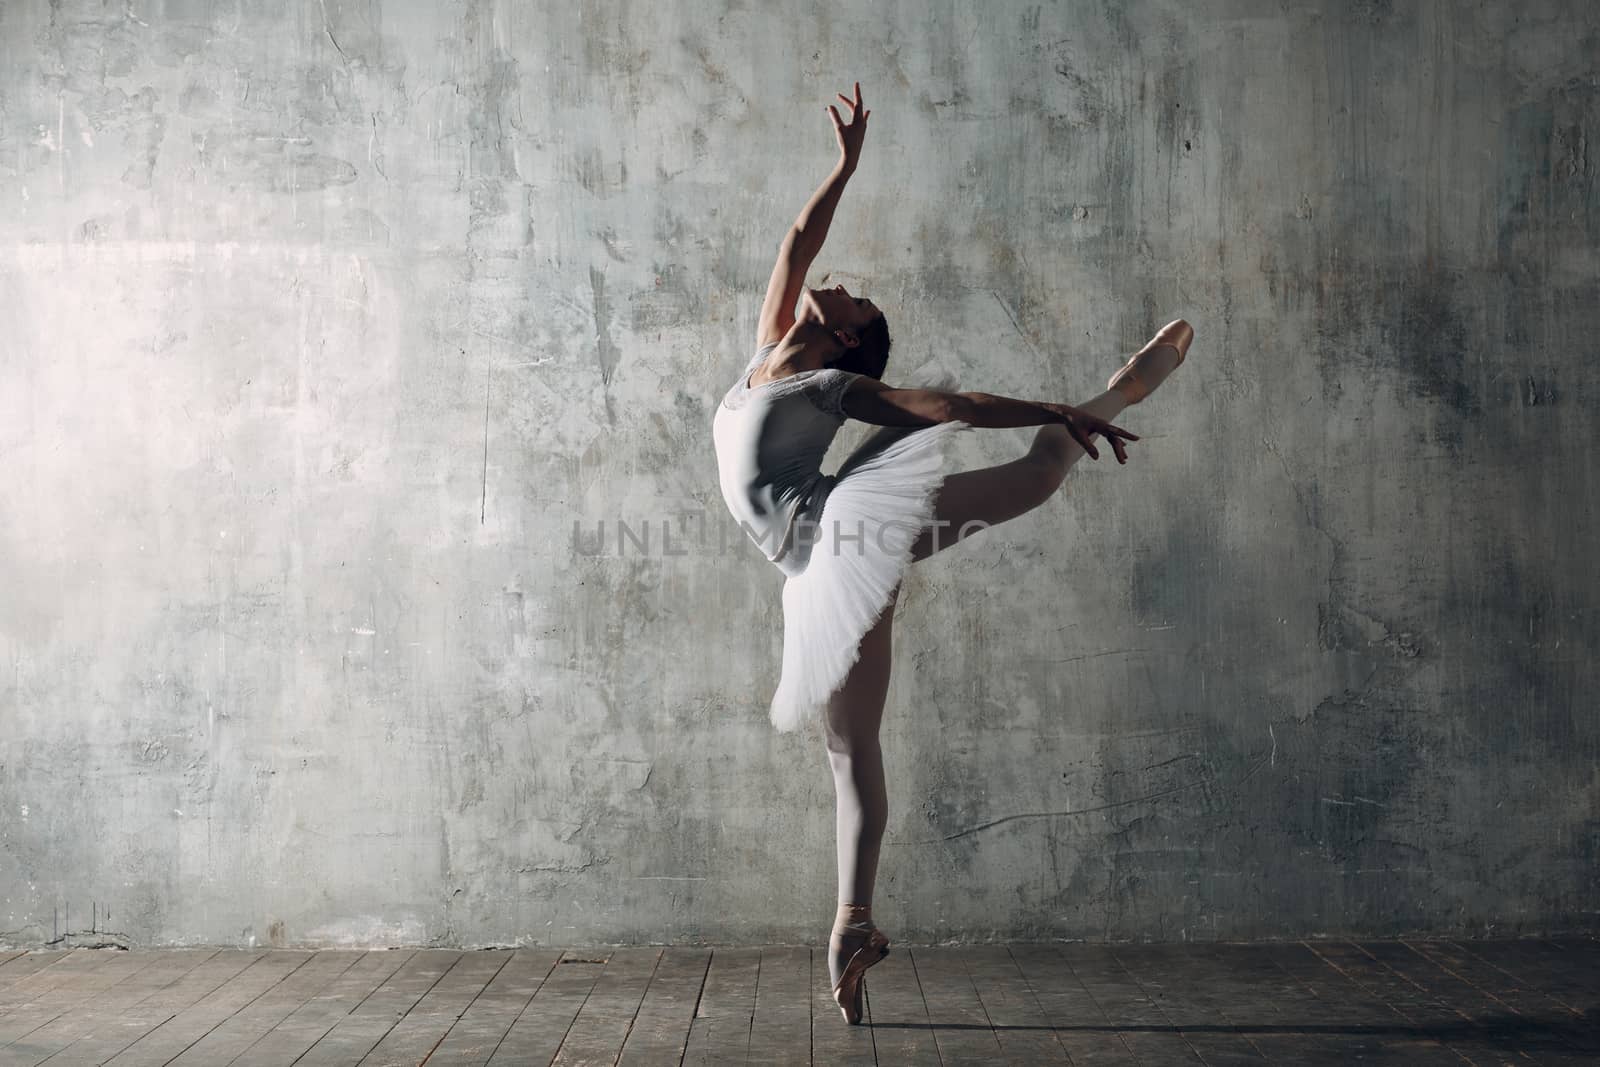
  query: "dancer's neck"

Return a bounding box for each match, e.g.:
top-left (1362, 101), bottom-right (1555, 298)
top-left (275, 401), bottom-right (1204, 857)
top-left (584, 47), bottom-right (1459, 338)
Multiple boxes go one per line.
top-left (769, 321), bottom-right (849, 376)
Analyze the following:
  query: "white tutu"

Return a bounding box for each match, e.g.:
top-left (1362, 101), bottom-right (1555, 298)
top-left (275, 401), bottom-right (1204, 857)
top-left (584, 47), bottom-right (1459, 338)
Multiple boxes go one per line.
top-left (768, 373), bottom-right (973, 732)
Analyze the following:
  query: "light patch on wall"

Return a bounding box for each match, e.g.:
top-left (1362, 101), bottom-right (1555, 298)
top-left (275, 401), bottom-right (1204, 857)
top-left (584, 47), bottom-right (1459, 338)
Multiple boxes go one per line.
top-left (302, 915), bottom-right (429, 947)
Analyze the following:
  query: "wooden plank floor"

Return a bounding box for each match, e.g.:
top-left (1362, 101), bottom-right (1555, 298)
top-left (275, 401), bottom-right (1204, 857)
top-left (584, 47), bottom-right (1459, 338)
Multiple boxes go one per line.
top-left (0, 939), bottom-right (1593, 1065)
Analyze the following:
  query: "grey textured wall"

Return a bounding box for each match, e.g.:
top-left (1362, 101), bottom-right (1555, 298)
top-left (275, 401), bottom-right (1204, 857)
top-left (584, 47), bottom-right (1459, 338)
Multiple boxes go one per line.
top-left (2, 0), bottom-right (1596, 949)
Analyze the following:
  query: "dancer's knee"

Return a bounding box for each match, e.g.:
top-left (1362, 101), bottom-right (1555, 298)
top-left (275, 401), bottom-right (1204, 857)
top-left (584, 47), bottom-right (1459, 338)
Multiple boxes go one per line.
top-left (825, 734), bottom-right (882, 763)
top-left (1027, 422), bottom-right (1074, 466)
top-left (1019, 447), bottom-right (1070, 503)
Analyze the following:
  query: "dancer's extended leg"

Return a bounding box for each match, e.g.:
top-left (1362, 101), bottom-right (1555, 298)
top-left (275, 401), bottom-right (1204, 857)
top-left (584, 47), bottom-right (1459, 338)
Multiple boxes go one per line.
top-left (910, 323), bottom-right (1189, 561)
top-left (822, 584), bottom-right (897, 1018)
top-left (907, 387), bottom-right (1127, 560)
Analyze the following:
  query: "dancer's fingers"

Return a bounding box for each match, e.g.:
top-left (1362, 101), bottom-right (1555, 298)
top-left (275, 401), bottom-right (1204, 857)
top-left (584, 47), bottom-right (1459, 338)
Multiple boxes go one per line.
top-left (1066, 419), bottom-right (1098, 459)
top-left (827, 104), bottom-right (842, 128)
top-left (1109, 434), bottom-right (1128, 464)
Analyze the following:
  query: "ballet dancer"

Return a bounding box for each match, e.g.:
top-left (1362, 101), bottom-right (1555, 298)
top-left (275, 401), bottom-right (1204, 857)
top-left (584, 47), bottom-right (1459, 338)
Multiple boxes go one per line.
top-left (711, 81), bottom-right (1194, 1024)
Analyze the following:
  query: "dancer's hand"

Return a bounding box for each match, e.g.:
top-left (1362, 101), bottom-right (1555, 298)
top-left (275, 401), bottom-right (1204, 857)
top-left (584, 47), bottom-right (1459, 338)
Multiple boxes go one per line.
top-left (828, 81), bottom-right (869, 170)
top-left (1047, 403), bottom-right (1139, 464)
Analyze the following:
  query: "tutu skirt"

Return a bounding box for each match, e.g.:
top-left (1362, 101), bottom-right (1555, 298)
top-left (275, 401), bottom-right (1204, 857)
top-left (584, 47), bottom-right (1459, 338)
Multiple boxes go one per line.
top-left (768, 373), bottom-right (973, 733)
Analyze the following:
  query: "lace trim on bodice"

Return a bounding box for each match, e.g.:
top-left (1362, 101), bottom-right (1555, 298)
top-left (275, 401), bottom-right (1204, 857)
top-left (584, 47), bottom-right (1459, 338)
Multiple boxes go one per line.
top-left (721, 342), bottom-right (859, 419)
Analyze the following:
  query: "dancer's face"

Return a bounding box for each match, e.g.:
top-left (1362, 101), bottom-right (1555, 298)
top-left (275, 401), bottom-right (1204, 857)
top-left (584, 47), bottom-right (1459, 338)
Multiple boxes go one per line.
top-left (801, 283), bottom-right (879, 342)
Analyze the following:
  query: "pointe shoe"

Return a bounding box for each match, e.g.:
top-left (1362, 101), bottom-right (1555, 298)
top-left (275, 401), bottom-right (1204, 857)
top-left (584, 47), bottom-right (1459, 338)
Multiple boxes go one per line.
top-left (1108, 318), bottom-right (1195, 404)
top-left (830, 922), bottom-right (890, 1025)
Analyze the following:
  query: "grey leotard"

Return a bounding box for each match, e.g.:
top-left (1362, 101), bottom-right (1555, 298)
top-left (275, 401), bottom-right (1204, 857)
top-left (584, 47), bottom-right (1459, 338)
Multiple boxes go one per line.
top-left (712, 340), bottom-right (862, 577)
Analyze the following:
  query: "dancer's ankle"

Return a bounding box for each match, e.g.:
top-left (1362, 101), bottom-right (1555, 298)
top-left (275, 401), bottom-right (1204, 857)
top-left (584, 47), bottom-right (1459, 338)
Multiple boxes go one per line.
top-left (834, 901), bottom-right (872, 932)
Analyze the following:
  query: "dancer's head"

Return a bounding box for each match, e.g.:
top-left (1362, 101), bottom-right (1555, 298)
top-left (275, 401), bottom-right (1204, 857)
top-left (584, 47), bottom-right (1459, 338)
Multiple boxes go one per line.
top-left (800, 283), bottom-right (892, 379)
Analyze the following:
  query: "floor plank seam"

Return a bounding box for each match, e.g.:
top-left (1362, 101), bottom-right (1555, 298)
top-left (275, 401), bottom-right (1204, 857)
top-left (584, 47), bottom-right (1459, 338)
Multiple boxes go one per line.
top-left (1299, 941), bottom-right (1476, 1065)
top-left (903, 949), bottom-right (945, 1067)
top-left (351, 950), bottom-right (462, 1066)
top-left (479, 951), bottom-right (563, 1066)
top-left (745, 949), bottom-right (761, 1064)
top-left (152, 951), bottom-right (320, 1066)
top-left (1055, 944), bottom-right (1141, 1063)
top-left (543, 951), bottom-right (610, 1067)
top-left (1351, 939), bottom-right (1534, 1063)
top-left (416, 950), bottom-right (514, 1067)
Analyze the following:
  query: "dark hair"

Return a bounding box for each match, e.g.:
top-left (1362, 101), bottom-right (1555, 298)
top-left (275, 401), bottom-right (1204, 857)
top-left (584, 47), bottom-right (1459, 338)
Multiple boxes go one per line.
top-left (832, 314), bottom-right (892, 379)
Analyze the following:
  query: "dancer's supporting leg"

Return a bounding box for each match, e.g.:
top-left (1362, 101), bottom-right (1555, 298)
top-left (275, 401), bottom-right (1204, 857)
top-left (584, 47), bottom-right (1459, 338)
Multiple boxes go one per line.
top-left (909, 328), bottom-right (1188, 561)
top-left (822, 583), bottom-right (897, 1003)
top-left (813, 324), bottom-right (1188, 1017)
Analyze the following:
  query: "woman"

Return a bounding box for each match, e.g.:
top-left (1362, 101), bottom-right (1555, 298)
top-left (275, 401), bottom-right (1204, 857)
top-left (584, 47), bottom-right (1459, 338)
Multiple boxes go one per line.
top-left (711, 82), bottom-right (1194, 1024)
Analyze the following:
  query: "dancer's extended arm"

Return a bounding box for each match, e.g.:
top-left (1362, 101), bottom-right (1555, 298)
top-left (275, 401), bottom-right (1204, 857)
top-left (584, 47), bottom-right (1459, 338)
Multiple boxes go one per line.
top-left (841, 380), bottom-right (1138, 460)
top-left (757, 83), bottom-right (870, 348)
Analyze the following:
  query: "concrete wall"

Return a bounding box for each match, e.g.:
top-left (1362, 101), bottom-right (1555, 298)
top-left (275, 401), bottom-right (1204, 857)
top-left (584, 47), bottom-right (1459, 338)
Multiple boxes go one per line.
top-left (2, 0), bottom-right (1595, 948)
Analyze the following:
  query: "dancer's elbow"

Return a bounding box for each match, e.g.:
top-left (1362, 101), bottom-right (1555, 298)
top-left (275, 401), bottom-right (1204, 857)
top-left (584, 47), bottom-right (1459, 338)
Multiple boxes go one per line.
top-left (941, 392), bottom-right (976, 424)
top-left (889, 388), bottom-right (970, 425)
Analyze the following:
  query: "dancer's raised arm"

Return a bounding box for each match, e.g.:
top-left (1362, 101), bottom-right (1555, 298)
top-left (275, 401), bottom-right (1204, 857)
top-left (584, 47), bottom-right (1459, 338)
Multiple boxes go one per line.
top-left (757, 82), bottom-right (870, 349)
top-left (841, 379), bottom-right (1139, 463)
